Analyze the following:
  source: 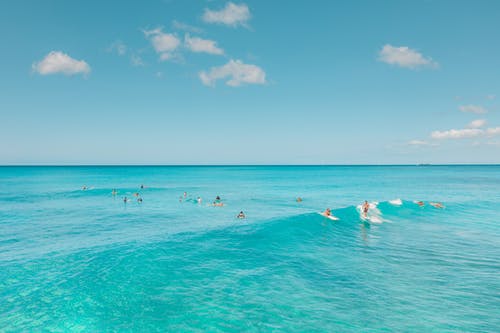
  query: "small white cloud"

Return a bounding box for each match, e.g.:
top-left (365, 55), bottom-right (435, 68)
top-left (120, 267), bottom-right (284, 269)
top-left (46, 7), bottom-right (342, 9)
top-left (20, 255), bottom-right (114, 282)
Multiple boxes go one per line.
top-left (131, 54), bottom-right (145, 66)
top-left (486, 127), bottom-right (500, 136)
top-left (143, 28), bottom-right (180, 61)
top-left (408, 140), bottom-right (437, 146)
top-left (468, 119), bottom-right (487, 129)
top-left (172, 20), bottom-right (203, 34)
top-left (431, 128), bottom-right (484, 139)
top-left (107, 41), bottom-right (127, 55)
top-left (378, 44), bottom-right (438, 69)
top-left (185, 34), bottom-right (224, 55)
top-left (33, 51), bottom-right (90, 76)
top-left (459, 104), bottom-right (487, 114)
top-left (199, 59), bottom-right (266, 87)
top-left (202, 2), bottom-right (251, 27)
top-left (486, 94), bottom-right (496, 100)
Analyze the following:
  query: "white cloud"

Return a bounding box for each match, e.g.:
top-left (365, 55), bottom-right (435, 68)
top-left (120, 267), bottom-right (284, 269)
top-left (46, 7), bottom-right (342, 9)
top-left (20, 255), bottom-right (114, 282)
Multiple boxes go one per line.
top-left (431, 128), bottom-right (483, 139)
top-left (107, 41), bottom-right (127, 55)
top-left (202, 2), bottom-right (251, 27)
top-left (378, 44), bottom-right (438, 69)
top-left (486, 94), bottom-right (495, 100)
top-left (185, 34), bottom-right (224, 55)
top-left (459, 104), bottom-right (488, 114)
top-left (468, 119), bottom-right (487, 129)
top-left (172, 20), bottom-right (203, 34)
top-left (199, 59), bottom-right (266, 87)
top-left (486, 127), bottom-right (500, 136)
top-left (33, 51), bottom-right (90, 76)
top-left (143, 28), bottom-right (180, 61)
top-left (408, 140), bottom-right (437, 147)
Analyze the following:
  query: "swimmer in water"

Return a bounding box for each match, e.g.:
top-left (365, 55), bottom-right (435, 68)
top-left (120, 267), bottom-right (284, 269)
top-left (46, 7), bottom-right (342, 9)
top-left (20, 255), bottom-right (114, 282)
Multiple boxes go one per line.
top-left (296, 197), bottom-right (303, 203)
top-left (134, 192), bottom-right (140, 197)
top-left (237, 211), bottom-right (246, 219)
top-left (416, 201), bottom-right (425, 207)
top-left (184, 192), bottom-right (187, 198)
top-left (140, 184), bottom-right (144, 189)
top-left (82, 186), bottom-right (87, 191)
top-left (213, 201), bottom-right (224, 207)
top-left (362, 201), bottom-right (370, 218)
top-left (138, 197), bottom-right (143, 203)
top-left (215, 195), bottom-right (221, 201)
top-left (197, 197), bottom-right (202, 204)
top-left (123, 197), bottom-right (128, 203)
top-left (112, 189), bottom-right (117, 196)
top-left (430, 202), bottom-right (444, 208)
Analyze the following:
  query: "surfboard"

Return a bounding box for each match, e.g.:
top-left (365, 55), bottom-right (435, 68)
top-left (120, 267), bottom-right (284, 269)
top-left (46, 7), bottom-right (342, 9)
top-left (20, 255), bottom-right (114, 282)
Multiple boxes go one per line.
top-left (318, 212), bottom-right (339, 220)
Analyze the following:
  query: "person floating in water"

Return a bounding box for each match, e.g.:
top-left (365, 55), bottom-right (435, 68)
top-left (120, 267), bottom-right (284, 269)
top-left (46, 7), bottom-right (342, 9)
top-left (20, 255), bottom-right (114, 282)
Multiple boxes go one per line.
top-left (237, 211), bottom-right (246, 219)
top-left (140, 184), bottom-right (144, 189)
top-left (362, 201), bottom-right (370, 218)
top-left (215, 195), bottom-right (221, 202)
top-left (134, 192), bottom-right (140, 197)
top-left (213, 201), bottom-right (224, 207)
top-left (183, 192), bottom-right (187, 198)
top-left (112, 189), bottom-right (117, 196)
top-left (123, 197), bottom-right (128, 203)
top-left (82, 186), bottom-right (87, 191)
top-left (138, 197), bottom-right (143, 203)
top-left (197, 197), bottom-right (202, 204)
top-left (416, 201), bottom-right (425, 207)
top-left (430, 202), bottom-right (444, 208)
top-left (296, 197), bottom-right (303, 203)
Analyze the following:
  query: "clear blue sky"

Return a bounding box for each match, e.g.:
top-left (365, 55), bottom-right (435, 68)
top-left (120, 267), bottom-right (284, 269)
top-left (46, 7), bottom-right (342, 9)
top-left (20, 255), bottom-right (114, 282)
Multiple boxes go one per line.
top-left (1, 0), bottom-right (499, 164)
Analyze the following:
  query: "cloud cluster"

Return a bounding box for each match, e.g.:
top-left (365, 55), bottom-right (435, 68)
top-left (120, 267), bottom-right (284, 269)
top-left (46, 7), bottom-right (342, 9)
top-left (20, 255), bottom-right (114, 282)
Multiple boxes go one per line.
top-left (33, 51), bottom-right (90, 76)
top-left (202, 2), bottom-right (251, 27)
top-left (199, 59), bottom-right (266, 87)
top-left (378, 44), bottom-right (437, 69)
top-left (431, 120), bottom-right (499, 140)
top-left (459, 104), bottom-right (488, 114)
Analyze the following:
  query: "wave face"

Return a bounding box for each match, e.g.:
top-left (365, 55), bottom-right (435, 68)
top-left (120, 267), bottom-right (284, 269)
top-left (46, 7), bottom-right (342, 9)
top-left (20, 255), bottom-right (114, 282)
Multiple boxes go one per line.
top-left (1, 166), bottom-right (500, 332)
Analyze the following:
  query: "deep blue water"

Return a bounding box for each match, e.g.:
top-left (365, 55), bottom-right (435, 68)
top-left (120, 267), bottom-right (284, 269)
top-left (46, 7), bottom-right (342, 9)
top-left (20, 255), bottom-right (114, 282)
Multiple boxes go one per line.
top-left (1, 166), bottom-right (499, 332)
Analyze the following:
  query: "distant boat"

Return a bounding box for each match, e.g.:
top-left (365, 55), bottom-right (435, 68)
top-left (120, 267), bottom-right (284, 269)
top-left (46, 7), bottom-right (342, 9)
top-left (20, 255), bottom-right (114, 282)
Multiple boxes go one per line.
top-left (417, 163), bottom-right (431, 166)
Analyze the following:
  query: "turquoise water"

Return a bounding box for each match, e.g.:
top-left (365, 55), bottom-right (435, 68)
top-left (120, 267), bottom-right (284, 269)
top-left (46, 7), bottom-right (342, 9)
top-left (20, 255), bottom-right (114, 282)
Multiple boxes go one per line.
top-left (1, 166), bottom-right (499, 332)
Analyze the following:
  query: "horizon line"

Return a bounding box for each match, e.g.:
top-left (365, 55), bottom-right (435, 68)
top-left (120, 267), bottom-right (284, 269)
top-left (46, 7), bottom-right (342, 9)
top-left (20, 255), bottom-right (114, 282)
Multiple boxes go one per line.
top-left (1, 163), bottom-right (500, 167)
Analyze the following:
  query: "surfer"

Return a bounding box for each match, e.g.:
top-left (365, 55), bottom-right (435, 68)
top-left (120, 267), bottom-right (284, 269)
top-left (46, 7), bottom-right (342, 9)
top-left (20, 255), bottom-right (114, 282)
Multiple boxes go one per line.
top-left (237, 211), bottom-right (246, 219)
top-left (362, 201), bottom-right (370, 218)
top-left (322, 208), bottom-right (332, 217)
top-left (430, 202), bottom-right (444, 208)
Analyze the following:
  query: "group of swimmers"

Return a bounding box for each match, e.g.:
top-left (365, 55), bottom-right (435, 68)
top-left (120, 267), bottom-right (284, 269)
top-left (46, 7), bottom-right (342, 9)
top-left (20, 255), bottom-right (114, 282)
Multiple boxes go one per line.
top-left (87, 185), bottom-right (444, 221)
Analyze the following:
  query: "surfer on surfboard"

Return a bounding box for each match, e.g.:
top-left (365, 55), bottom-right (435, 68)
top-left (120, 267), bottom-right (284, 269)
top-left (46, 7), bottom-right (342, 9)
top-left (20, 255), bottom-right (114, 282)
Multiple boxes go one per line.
top-left (362, 201), bottom-right (370, 218)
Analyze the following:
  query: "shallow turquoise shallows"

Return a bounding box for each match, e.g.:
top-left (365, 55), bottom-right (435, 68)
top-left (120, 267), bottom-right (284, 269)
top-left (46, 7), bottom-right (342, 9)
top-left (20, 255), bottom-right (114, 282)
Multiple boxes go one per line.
top-left (1, 166), bottom-right (499, 332)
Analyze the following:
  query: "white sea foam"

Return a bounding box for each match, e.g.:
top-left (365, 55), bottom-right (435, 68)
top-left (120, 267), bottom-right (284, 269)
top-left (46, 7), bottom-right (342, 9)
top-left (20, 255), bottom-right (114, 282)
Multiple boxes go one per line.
top-left (389, 198), bottom-right (403, 205)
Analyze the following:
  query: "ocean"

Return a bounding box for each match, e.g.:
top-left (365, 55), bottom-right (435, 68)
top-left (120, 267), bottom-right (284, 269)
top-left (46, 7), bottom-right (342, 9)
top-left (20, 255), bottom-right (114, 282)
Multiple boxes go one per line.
top-left (1, 166), bottom-right (499, 332)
